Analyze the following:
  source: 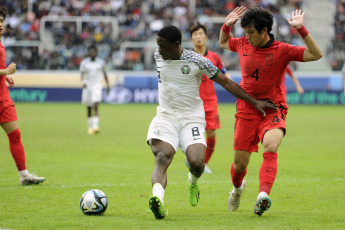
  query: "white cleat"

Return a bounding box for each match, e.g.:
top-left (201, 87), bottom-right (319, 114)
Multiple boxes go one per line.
top-left (228, 180), bottom-right (246, 211)
top-left (204, 164), bottom-right (213, 174)
top-left (88, 128), bottom-right (94, 135)
top-left (20, 173), bottom-right (45, 185)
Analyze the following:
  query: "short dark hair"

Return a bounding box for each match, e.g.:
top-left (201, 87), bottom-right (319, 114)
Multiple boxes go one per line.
top-left (0, 7), bottom-right (8, 19)
top-left (189, 23), bottom-right (207, 36)
top-left (241, 7), bottom-right (273, 34)
top-left (157, 25), bottom-right (182, 44)
top-left (88, 44), bottom-right (97, 52)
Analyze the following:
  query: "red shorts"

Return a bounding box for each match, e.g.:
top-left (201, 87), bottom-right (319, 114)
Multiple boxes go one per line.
top-left (0, 98), bottom-right (17, 124)
top-left (233, 107), bottom-right (288, 153)
top-left (205, 109), bottom-right (220, 130)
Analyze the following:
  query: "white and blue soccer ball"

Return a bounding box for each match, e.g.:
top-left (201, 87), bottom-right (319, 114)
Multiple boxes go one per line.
top-left (80, 189), bottom-right (108, 215)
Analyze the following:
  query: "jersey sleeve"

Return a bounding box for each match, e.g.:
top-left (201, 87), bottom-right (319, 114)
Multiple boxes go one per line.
top-left (282, 43), bottom-right (306, 62)
top-left (101, 59), bottom-right (106, 70)
top-left (214, 53), bottom-right (227, 74)
top-left (199, 56), bottom-right (220, 79)
top-left (228, 37), bottom-right (244, 52)
top-left (80, 60), bottom-right (86, 72)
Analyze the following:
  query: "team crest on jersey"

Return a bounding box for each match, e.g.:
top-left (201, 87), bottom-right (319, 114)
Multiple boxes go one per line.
top-left (181, 65), bottom-right (191, 74)
top-left (266, 53), bottom-right (273, 66)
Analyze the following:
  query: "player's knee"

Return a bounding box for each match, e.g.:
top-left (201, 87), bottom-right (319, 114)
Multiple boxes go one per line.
top-left (189, 158), bottom-right (204, 174)
top-left (154, 151), bottom-right (173, 166)
top-left (233, 160), bottom-right (248, 172)
top-left (263, 142), bottom-right (280, 153)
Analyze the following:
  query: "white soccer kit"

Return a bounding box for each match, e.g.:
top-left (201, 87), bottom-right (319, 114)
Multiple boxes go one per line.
top-left (80, 57), bottom-right (106, 106)
top-left (147, 49), bottom-right (220, 153)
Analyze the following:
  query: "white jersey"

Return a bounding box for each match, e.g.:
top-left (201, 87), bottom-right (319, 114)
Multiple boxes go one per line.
top-left (154, 49), bottom-right (219, 120)
top-left (80, 57), bottom-right (106, 88)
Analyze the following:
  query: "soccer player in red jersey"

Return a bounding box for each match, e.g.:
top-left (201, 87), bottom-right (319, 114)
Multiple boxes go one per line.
top-left (0, 7), bottom-right (45, 185)
top-left (281, 64), bottom-right (304, 98)
top-left (190, 23), bottom-right (232, 173)
top-left (219, 6), bottom-right (322, 216)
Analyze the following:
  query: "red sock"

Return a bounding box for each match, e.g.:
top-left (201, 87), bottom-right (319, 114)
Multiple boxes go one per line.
top-left (205, 137), bottom-right (216, 164)
top-left (230, 162), bottom-right (247, 188)
top-left (259, 152), bottom-right (278, 195)
top-left (7, 129), bottom-right (27, 171)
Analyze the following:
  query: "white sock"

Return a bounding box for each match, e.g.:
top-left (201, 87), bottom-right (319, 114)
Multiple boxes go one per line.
top-left (88, 117), bottom-right (93, 128)
top-left (233, 181), bottom-right (244, 193)
top-left (19, 170), bottom-right (29, 178)
top-left (188, 172), bottom-right (199, 184)
top-left (152, 183), bottom-right (165, 204)
top-left (258, 192), bottom-right (269, 199)
top-left (93, 116), bottom-right (99, 129)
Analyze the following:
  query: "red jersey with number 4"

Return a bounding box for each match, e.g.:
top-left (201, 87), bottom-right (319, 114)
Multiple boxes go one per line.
top-left (199, 50), bottom-right (225, 112)
top-left (0, 42), bottom-right (10, 102)
top-left (228, 36), bottom-right (305, 113)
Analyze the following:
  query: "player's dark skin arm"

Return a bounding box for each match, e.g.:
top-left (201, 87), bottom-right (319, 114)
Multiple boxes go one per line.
top-left (212, 72), bottom-right (277, 116)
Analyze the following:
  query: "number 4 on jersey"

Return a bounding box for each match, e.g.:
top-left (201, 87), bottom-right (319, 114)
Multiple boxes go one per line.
top-left (251, 69), bottom-right (259, 81)
top-left (272, 116), bottom-right (281, 123)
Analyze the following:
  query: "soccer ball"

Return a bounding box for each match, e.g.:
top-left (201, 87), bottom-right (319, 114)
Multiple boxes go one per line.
top-left (80, 189), bottom-right (108, 215)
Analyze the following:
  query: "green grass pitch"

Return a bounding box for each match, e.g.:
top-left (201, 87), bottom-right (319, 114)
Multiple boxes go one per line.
top-left (0, 103), bottom-right (344, 230)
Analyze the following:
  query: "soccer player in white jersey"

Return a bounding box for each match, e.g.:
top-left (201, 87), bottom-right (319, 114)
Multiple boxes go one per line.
top-left (147, 25), bottom-right (277, 219)
top-left (80, 45), bottom-right (110, 135)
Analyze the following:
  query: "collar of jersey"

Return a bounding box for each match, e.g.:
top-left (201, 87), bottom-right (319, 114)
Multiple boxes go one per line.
top-left (192, 49), bottom-right (208, 56)
top-left (260, 33), bottom-right (275, 49)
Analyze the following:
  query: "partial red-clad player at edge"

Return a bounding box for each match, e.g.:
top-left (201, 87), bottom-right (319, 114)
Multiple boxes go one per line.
top-left (219, 6), bottom-right (322, 216)
top-left (0, 7), bottom-right (45, 185)
top-left (282, 64), bottom-right (304, 98)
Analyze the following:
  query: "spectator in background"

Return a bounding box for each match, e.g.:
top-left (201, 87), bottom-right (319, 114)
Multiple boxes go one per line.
top-left (1, 0), bottom-right (306, 70)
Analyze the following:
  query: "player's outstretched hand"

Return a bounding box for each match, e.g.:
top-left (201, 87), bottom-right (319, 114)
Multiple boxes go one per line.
top-left (224, 6), bottom-right (246, 27)
top-left (287, 9), bottom-right (305, 29)
top-left (254, 99), bottom-right (278, 117)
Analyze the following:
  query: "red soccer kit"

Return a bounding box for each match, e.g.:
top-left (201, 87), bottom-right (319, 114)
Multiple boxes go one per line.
top-left (228, 35), bottom-right (305, 152)
top-left (199, 50), bottom-right (226, 129)
top-left (281, 64), bottom-right (293, 98)
top-left (0, 42), bottom-right (17, 123)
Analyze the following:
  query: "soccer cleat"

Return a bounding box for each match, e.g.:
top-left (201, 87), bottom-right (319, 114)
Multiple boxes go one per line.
top-left (204, 164), bottom-right (213, 174)
top-left (93, 127), bottom-right (100, 133)
top-left (20, 173), bottom-right (45, 185)
top-left (188, 173), bottom-right (200, 206)
top-left (149, 196), bottom-right (165, 219)
top-left (254, 193), bottom-right (271, 216)
top-left (88, 128), bottom-right (94, 135)
top-left (228, 180), bottom-right (246, 211)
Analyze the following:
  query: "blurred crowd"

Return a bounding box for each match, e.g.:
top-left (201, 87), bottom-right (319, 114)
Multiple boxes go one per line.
top-left (2, 0), bottom-right (305, 71)
top-left (327, 0), bottom-right (345, 70)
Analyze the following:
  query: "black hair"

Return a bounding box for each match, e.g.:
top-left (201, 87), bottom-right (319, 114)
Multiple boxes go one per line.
top-left (189, 23), bottom-right (207, 36)
top-left (240, 7), bottom-right (273, 34)
top-left (0, 7), bottom-right (7, 19)
top-left (88, 44), bottom-right (97, 52)
top-left (157, 25), bottom-right (182, 44)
